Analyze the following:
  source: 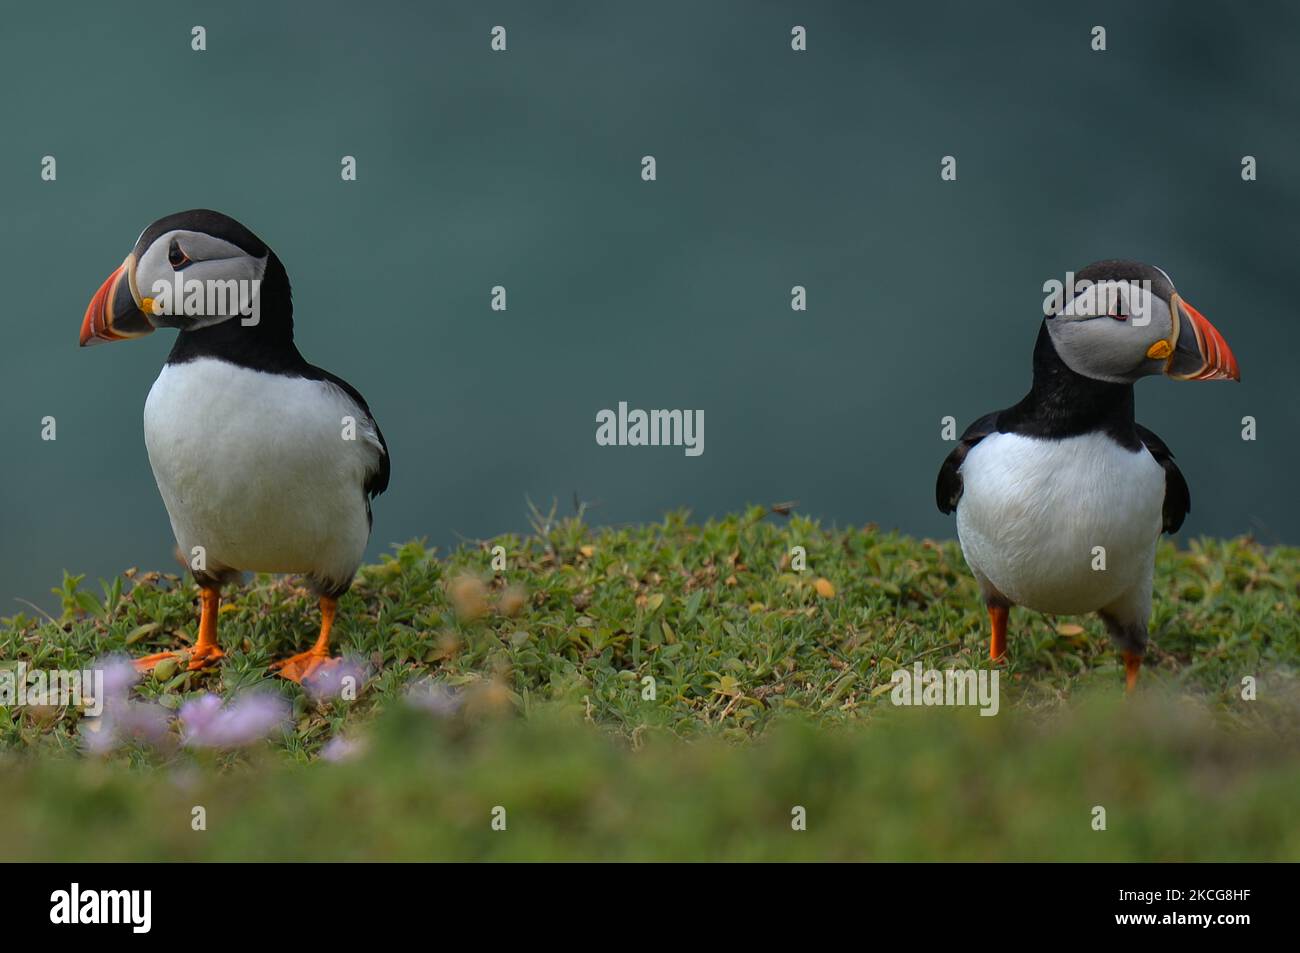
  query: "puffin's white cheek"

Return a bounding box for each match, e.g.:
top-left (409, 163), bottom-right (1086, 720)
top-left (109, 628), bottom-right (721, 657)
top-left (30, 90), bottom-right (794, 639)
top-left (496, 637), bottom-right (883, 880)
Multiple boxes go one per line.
top-left (1050, 322), bottom-right (1136, 382)
top-left (162, 257), bottom-right (267, 326)
top-left (1046, 322), bottom-right (1094, 376)
top-left (136, 258), bottom-right (172, 303)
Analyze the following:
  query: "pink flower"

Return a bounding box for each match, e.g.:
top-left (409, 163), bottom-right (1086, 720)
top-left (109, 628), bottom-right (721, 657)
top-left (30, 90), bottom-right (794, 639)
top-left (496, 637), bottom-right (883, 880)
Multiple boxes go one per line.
top-left (320, 735), bottom-right (366, 762)
top-left (179, 691), bottom-right (290, 748)
top-left (81, 656), bottom-right (170, 753)
top-left (97, 656), bottom-right (140, 700)
top-left (302, 657), bottom-right (369, 702)
top-left (404, 679), bottom-right (462, 717)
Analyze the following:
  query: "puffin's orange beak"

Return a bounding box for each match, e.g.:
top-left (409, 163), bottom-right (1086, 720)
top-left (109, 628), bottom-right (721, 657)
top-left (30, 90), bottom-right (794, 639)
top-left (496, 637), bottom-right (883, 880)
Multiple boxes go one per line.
top-left (1164, 294), bottom-right (1240, 382)
top-left (80, 254), bottom-right (153, 347)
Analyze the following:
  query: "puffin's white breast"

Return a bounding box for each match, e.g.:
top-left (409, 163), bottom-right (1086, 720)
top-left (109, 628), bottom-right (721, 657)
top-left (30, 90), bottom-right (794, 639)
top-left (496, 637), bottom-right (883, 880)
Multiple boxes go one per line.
top-left (143, 358), bottom-right (376, 586)
top-left (955, 430), bottom-right (1164, 615)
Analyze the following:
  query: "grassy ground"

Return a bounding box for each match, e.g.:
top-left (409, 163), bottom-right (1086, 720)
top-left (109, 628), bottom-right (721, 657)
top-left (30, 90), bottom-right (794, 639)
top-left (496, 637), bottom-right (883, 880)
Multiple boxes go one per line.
top-left (1, 507), bottom-right (1298, 860)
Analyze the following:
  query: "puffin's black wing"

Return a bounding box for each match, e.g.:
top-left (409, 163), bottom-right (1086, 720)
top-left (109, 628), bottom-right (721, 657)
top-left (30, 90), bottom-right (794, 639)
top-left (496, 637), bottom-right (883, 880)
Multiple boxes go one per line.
top-left (936, 412), bottom-right (999, 514)
top-left (1136, 424), bottom-right (1189, 534)
top-left (304, 364), bottom-right (391, 500)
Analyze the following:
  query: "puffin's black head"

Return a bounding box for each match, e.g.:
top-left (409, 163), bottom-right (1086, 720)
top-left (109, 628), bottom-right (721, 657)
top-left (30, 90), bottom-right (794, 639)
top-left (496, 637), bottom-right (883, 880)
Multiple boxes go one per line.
top-left (80, 209), bottom-right (287, 347)
top-left (1043, 259), bottom-right (1239, 384)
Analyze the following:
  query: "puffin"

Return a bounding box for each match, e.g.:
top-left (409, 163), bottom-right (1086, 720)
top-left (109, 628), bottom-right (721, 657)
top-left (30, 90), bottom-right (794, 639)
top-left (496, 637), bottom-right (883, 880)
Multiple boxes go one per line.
top-left (80, 209), bottom-right (390, 682)
top-left (936, 261), bottom-right (1239, 691)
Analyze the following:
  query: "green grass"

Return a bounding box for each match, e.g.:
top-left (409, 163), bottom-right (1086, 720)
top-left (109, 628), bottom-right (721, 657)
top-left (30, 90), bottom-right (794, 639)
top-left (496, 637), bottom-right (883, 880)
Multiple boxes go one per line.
top-left (1, 507), bottom-right (1297, 860)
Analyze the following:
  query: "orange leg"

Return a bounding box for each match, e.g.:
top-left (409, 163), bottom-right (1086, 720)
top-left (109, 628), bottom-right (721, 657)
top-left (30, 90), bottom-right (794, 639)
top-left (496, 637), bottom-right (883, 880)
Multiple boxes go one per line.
top-left (270, 595), bottom-right (339, 683)
top-left (988, 604), bottom-right (1009, 663)
top-left (135, 587), bottom-right (225, 672)
top-left (1122, 650), bottom-right (1142, 693)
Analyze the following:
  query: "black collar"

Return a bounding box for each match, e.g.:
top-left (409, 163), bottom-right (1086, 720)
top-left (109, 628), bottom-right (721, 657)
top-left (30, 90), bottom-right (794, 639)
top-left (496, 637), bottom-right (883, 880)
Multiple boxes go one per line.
top-left (997, 322), bottom-right (1141, 450)
top-left (164, 253), bottom-right (308, 375)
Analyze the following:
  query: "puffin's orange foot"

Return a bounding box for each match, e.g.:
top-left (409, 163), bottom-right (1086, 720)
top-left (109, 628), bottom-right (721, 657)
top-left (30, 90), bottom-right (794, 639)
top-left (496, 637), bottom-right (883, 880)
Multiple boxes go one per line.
top-left (133, 651), bottom-right (181, 672)
top-left (987, 604), bottom-right (1009, 664)
top-left (187, 643), bottom-right (225, 671)
top-left (270, 651), bottom-right (337, 684)
top-left (1122, 650), bottom-right (1142, 694)
top-left (134, 643), bottom-right (225, 673)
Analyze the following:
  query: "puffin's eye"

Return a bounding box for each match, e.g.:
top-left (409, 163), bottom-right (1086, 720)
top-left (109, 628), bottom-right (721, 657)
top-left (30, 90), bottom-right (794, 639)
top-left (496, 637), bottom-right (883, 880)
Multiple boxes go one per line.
top-left (167, 239), bottom-right (191, 270)
top-left (1106, 288), bottom-right (1128, 321)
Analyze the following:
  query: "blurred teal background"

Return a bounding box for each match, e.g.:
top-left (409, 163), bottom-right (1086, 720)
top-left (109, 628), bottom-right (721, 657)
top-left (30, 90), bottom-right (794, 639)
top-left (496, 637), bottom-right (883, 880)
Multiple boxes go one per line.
top-left (1, 0), bottom-right (1297, 610)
